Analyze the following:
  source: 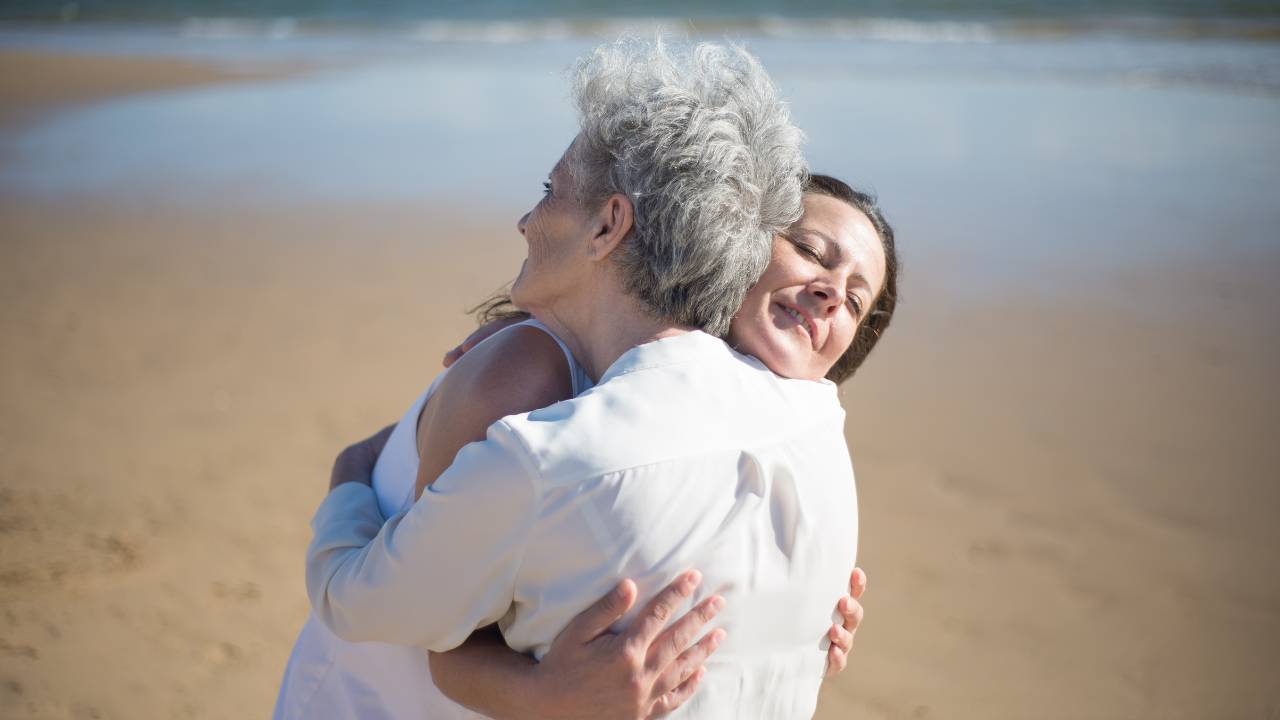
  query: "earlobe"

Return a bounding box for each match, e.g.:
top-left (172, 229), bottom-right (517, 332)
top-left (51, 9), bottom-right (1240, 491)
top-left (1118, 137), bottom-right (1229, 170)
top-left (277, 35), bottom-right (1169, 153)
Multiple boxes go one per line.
top-left (588, 193), bottom-right (634, 261)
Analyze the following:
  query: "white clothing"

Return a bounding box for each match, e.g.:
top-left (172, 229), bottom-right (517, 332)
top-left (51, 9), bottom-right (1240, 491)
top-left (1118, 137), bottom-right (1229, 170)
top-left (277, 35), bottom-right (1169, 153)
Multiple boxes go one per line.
top-left (308, 331), bottom-right (858, 719)
top-left (274, 319), bottom-right (592, 720)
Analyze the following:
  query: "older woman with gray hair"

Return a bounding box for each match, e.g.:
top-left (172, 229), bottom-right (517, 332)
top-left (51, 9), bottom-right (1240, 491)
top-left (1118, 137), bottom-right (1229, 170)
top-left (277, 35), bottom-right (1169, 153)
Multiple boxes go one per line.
top-left (288, 37), bottom-right (873, 719)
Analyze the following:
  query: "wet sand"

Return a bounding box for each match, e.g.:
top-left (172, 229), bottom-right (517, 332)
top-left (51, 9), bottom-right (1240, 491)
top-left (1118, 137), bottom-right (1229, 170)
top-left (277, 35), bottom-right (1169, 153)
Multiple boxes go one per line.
top-left (1, 48), bottom-right (1278, 719)
top-left (0, 49), bottom-right (287, 128)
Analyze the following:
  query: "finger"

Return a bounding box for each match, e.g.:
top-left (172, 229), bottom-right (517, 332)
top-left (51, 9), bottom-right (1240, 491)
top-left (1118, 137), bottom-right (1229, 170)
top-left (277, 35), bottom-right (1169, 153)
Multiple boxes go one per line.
top-left (623, 570), bottom-right (701, 650)
top-left (647, 594), bottom-right (723, 673)
top-left (365, 423), bottom-right (397, 460)
top-left (652, 626), bottom-right (723, 698)
top-left (444, 321), bottom-right (505, 368)
top-left (849, 567), bottom-right (867, 600)
top-left (459, 321), bottom-right (506, 353)
top-left (330, 436), bottom-right (382, 489)
top-left (828, 623), bottom-right (854, 654)
top-left (838, 596), bottom-right (865, 633)
top-left (824, 644), bottom-right (848, 678)
top-left (648, 666), bottom-right (705, 719)
top-left (560, 579), bottom-right (637, 643)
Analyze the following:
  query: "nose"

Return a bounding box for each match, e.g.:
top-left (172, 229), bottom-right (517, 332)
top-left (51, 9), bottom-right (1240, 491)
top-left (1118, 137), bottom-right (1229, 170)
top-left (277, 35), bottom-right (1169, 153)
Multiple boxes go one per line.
top-left (517, 212), bottom-right (530, 236)
top-left (807, 279), bottom-right (843, 318)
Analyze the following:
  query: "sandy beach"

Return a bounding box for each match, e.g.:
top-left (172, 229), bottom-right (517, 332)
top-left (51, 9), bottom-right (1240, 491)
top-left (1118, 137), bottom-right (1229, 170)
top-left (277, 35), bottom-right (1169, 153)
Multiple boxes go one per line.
top-left (1, 41), bottom-right (1278, 720)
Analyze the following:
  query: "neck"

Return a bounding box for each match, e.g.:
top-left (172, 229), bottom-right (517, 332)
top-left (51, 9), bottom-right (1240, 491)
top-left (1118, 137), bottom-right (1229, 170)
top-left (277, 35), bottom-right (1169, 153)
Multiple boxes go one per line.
top-left (531, 276), bottom-right (691, 383)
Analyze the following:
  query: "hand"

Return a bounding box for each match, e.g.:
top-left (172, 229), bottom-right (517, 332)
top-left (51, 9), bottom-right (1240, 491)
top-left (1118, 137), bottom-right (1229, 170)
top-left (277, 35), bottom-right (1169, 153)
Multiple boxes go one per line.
top-left (443, 314), bottom-right (530, 368)
top-left (824, 567), bottom-right (867, 678)
top-left (328, 424), bottom-right (395, 491)
top-left (528, 570), bottom-right (725, 720)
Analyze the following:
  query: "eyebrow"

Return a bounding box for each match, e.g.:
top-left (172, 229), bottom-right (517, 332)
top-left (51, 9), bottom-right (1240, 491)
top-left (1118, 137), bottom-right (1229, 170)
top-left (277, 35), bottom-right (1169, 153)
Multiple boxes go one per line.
top-left (791, 228), bottom-right (872, 289)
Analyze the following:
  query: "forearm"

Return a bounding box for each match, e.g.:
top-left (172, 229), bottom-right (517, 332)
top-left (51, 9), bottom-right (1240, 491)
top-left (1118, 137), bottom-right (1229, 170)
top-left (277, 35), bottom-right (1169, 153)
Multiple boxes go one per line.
top-left (305, 484), bottom-right (494, 648)
top-left (306, 483), bottom-right (435, 643)
top-left (429, 629), bottom-right (550, 720)
top-left (307, 427), bottom-right (537, 648)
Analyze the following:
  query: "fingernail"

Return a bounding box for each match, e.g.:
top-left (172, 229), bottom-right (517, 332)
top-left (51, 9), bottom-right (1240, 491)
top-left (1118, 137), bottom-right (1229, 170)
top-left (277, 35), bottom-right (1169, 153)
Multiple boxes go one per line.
top-left (614, 580), bottom-right (631, 599)
top-left (709, 595), bottom-right (724, 613)
top-left (685, 570), bottom-right (702, 591)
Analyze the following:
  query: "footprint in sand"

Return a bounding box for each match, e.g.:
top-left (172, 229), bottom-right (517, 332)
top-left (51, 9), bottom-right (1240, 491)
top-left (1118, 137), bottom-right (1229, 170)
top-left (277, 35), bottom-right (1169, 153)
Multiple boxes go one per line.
top-left (0, 638), bottom-right (38, 660)
top-left (211, 580), bottom-right (261, 602)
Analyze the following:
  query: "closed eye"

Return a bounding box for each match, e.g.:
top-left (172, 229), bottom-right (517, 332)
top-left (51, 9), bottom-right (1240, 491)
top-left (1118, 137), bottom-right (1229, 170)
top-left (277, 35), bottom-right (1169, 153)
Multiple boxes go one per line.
top-left (847, 294), bottom-right (863, 319)
top-left (787, 237), bottom-right (823, 263)
top-left (542, 181), bottom-right (552, 195)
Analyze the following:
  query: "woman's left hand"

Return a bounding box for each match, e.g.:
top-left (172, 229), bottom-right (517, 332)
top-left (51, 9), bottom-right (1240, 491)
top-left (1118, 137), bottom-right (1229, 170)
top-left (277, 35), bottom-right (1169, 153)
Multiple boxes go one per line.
top-left (824, 567), bottom-right (867, 678)
top-left (329, 424), bottom-right (396, 491)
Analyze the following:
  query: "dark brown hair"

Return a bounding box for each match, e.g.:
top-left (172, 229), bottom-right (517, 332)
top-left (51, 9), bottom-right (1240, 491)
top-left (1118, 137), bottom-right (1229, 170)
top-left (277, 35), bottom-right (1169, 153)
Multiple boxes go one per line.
top-left (804, 174), bottom-right (900, 384)
top-left (467, 174), bottom-right (899, 384)
top-left (470, 291), bottom-right (528, 325)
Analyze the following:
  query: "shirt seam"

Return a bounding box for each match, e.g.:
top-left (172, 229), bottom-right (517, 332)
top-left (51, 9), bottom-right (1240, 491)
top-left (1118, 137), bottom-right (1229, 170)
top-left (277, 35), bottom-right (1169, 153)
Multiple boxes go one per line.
top-left (494, 418), bottom-right (545, 600)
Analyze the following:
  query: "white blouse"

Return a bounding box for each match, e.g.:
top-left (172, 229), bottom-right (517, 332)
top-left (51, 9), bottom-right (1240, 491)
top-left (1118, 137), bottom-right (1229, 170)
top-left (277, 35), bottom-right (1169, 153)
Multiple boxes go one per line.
top-left (308, 331), bottom-right (858, 719)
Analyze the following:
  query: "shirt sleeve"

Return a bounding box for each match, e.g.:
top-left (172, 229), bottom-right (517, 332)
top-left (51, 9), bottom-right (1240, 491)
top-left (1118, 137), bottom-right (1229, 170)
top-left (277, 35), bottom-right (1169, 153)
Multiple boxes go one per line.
top-left (305, 419), bottom-right (539, 651)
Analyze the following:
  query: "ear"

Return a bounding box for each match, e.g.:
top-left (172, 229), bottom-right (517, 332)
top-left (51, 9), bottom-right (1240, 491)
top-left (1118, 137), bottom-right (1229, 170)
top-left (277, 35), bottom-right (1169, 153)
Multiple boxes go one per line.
top-left (586, 193), bottom-right (634, 262)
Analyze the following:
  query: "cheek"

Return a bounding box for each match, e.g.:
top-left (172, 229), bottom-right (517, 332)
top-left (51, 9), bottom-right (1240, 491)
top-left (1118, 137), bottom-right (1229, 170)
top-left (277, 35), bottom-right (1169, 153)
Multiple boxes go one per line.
top-left (736, 282), bottom-right (770, 317)
top-left (826, 316), bottom-right (859, 363)
top-left (524, 218), bottom-right (551, 263)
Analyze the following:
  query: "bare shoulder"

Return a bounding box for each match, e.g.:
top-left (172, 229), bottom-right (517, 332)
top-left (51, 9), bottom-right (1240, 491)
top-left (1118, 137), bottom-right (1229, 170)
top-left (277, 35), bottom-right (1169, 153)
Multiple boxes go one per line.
top-left (433, 324), bottom-right (574, 426)
top-left (414, 324), bottom-right (576, 494)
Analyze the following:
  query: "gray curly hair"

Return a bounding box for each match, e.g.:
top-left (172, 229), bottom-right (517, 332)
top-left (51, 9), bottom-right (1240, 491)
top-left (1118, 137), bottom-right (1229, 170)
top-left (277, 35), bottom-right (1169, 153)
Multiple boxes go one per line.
top-left (568, 38), bottom-right (807, 336)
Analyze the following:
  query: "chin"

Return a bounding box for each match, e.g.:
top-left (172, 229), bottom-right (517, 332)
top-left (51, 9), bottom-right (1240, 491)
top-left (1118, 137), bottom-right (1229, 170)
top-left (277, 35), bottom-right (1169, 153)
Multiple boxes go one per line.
top-left (754, 344), bottom-right (802, 380)
top-left (510, 268), bottom-right (529, 305)
top-left (509, 280), bottom-right (543, 315)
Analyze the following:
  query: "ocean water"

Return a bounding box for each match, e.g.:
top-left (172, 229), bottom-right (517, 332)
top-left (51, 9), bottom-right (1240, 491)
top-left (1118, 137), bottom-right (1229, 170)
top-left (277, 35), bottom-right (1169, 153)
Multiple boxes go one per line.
top-left (3, 0), bottom-right (1280, 23)
top-left (1, 25), bottom-right (1278, 304)
top-left (3, 0), bottom-right (1280, 49)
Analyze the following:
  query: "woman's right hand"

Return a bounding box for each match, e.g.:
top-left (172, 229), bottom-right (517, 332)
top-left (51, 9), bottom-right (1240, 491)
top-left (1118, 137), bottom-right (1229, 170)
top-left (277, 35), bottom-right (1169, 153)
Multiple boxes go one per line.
top-left (527, 570), bottom-right (725, 720)
top-left (442, 313), bottom-right (531, 367)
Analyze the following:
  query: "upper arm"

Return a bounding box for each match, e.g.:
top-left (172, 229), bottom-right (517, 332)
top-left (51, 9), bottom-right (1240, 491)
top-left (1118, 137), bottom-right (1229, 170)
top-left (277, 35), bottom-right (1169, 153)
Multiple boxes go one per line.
top-left (414, 326), bottom-right (573, 498)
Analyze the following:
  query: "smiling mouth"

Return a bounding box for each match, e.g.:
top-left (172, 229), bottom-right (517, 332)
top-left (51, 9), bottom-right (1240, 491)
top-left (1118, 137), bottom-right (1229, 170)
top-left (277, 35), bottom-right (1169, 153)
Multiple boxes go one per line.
top-left (774, 302), bottom-right (817, 348)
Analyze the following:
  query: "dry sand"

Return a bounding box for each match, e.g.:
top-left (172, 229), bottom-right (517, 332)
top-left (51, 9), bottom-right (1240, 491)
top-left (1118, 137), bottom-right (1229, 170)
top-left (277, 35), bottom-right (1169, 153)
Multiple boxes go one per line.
top-left (1, 50), bottom-right (1278, 719)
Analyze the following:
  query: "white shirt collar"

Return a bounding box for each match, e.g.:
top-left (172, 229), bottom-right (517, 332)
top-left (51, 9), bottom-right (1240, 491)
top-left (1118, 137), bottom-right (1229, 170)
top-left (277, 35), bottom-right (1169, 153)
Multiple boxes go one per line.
top-left (597, 330), bottom-right (726, 385)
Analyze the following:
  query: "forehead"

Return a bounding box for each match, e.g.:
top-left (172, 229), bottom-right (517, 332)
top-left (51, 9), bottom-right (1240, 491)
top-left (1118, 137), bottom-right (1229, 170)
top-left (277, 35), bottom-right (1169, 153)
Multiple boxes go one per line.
top-left (551, 135), bottom-right (581, 179)
top-left (799, 194), bottom-right (888, 291)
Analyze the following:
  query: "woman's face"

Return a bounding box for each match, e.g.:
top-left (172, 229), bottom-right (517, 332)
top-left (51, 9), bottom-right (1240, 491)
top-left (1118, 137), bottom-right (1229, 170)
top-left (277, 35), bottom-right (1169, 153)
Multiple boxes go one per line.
top-left (510, 141), bottom-right (593, 313)
top-left (728, 193), bottom-right (887, 381)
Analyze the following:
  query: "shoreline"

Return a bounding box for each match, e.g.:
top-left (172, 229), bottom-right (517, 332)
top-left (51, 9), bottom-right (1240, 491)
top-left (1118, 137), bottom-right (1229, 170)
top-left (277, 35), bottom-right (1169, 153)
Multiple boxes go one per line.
top-left (0, 49), bottom-right (298, 129)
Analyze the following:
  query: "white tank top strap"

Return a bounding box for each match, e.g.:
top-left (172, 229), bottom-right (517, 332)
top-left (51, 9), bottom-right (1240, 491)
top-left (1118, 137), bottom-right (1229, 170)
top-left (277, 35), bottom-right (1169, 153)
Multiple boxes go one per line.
top-left (383, 319), bottom-right (590, 515)
top-left (512, 318), bottom-right (593, 395)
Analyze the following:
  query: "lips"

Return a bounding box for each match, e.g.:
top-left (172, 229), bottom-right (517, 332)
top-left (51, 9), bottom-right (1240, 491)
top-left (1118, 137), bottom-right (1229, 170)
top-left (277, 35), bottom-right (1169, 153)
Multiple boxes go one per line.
top-left (773, 301), bottom-right (819, 350)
